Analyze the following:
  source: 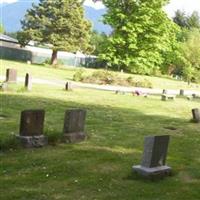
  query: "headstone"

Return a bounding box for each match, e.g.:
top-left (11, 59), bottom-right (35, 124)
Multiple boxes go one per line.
top-left (17, 109), bottom-right (47, 147)
top-left (162, 89), bottom-right (167, 94)
top-left (192, 108), bottom-right (200, 123)
top-left (133, 135), bottom-right (171, 178)
top-left (116, 90), bottom-right (125, 95)
top-left (180, 89), bottom-right (184, 96)
top-left (25, 73), bottom-right (32, 91)
top-left (6, 68), bottom-right (17, 83)
top-left (161, 94), bottom-right (175, 101)
top-left (63, 109), bottom-right (86, 143)
top-left (65, 82), bottom-right (72, 91)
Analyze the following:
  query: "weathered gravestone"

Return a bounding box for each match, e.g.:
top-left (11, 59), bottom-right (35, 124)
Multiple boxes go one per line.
top-left (180, 89), bottom-right (184, 96)
top-left (6, 68), bottom-right (17, 83)
top-left (192, 108), bottom-right (200, 123)
top-left (17, 109), bottom-right (47, 147)
top-left (63, 109), bottom-right (86, 143)
top-left (162, 89), bottom-right (167, 94)
top-left (133, 135), bottom-right (171, 178)
top-left (161, 94), bottom-right (175, 101)
top-left (65, 82), bottom-right (72, 91)
top-left (25, 73), bottom-right (32, 91)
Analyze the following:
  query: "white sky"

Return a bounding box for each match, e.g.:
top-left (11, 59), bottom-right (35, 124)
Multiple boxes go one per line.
top-left (164, 0), bottom-right (200, 17)
top-left (0, 0), bottom-right (18, 3)
top-left (0, 0), bottom-right (200, 17)
top-left (84, 0), bottom-right (200, 18)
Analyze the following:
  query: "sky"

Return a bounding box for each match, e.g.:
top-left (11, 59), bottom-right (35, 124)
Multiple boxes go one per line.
top-left (0, 0), bottom-right (200, 18)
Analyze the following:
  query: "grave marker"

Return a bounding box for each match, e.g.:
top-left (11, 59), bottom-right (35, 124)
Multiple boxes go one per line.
top-left (6, 68), bottom-right (17, 83)
top-left (25, 73), bottom-right (32, 91)
top-left (133, 135), bottom-right (171, 178)
top-left (192, 108), bottom-right (200, 123)
top-left (65, 82), bottom-right (72, 91)
top-left (17, 109), bottom-right (47, 147)
top-left (63, 109), bottom-right (86, 143)
top-left (180, 89), bottom-right (184, 96)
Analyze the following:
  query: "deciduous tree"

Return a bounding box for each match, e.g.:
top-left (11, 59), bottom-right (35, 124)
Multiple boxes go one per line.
top-left (100, 0), bottom-right (178, 74)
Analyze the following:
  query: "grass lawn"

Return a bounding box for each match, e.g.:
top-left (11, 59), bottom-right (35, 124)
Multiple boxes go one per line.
top-left (1, 59), bottom-right (200, 91)
top-left (1, 81), bottom-right (200, 200)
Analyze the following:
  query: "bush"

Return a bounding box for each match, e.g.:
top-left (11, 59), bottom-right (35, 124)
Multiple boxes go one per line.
top-left (126, 76), bottom-right (153, 88)
top-left (83, 71), bottom-right (115, 85)
top-left (73, 69), bottom-right (85, 82)
top-left (72, 69), bottom-right (153, 88)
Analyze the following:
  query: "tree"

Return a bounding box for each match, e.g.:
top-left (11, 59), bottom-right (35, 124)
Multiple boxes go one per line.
top-left (17, 0), bottom-right (92, 65)
top-left (173, 10), bottom-right (200, 30)
top-left (0, 23), bottom-right (5, 34)
top-left (187, 11), bottom-right (200, 29)
top-left (100, 0), bottom-right (178, 74)
top-left (90, 30), bottom-right (108, 55)
top-left (173, 10), bottom-right (188, 28)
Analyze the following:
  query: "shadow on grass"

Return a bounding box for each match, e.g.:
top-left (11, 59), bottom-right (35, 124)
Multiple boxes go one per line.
top-left (0, 92), bottom-right (192, 151)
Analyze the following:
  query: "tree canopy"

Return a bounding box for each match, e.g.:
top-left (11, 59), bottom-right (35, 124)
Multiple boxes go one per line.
top-left (173, 10), bottom-right (200, 30)
top-left (17, 0), bottom-right (92, 65)
top-left (100, 0), bottom-right (178, 74)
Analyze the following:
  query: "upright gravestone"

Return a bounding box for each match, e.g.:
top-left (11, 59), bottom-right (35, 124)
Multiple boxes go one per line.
top-left (133, 135), bottom-right (171, 178)
top-left (25, 73), bottom-right (32, 91)
top-left (180, 89), bottom-right (184, 96)
top-left (17, 109), bottom-right (47, 147)
top-left (6, 68), bottom-right (17, 83)
top-left (65, 82), bottom-right (72, 91)
top-left (162, 89), bottom-right (167, 94)
top-left (192, 108), bottom-right (200, 123)
top-left (63, 109), bottom-right (86, 143)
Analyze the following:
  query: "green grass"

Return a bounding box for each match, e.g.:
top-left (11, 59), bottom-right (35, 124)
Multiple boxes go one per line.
top-left (1, 59), bottom-right (200, 90)
top-left (1, 82), bottom-right (200, 200)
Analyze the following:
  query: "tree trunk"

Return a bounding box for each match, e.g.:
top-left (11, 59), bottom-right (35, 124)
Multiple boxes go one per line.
top-left (51, 50), bottom-right (58, 66)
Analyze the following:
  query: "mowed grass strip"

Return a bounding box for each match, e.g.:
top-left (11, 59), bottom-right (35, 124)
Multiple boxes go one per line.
top-left (0, 83), bottom-right (200, 199)
top-left (1, 59), bottom-right (200, 90)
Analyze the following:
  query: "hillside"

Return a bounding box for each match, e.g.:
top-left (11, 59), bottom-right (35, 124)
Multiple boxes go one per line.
top-left (0, 1), bottom-right (111, 34)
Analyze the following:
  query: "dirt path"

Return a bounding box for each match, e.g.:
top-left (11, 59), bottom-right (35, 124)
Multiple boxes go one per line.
top-left (0, 75), bottom-right (199, 95)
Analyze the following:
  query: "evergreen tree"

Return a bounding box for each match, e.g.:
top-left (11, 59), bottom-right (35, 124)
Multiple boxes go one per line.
top-left (100, 0), bottom-right (178, 74)
top-left (17, 0), bottom-right (92, 65)
top-left (187, 11), bottom-right (200, 29)
top-left (173, 10), bottom-right (188, 28)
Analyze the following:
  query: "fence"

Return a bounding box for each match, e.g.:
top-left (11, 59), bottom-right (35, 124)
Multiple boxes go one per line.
top-left (0, 40), bottom-right (97, 67)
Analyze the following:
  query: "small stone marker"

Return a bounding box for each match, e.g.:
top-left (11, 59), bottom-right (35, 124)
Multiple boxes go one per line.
top-left (161, 94), bottom-right (175, 101)
top-left (6, 68), bottom-right (17, 83)
top-left (65, 82), bottom-right (72, 91)
top-left (25, 73), bottom-right (32, 91)
top-left (116, 90), bottom-right (125, 95)
top-left (63, 109), bottom-right (86, 143)
top-left (17, 109), bottom-right (47, 147)
top-left (133, 135), bottom-right (171, 178)
top-left (180, 89), bottom-right (184, 96)
top-left (192, 108), bottom-right (200, 123)
top-left (162, 89), bottom-right (167, 94)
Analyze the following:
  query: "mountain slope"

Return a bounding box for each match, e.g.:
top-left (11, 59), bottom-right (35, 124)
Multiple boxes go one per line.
top-left (0, 1), bottom-right (111, 34)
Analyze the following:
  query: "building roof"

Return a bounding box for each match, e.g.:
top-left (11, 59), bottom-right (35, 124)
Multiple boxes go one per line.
top-left (0, 34), bottom-right (18, 43)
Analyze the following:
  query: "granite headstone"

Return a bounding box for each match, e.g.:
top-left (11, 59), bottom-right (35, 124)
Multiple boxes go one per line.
top-left (17, 109), bottom-right (47, 147)
top-left (6, 68), bottom-right (17, 83)
top-left (133, 135), bottom-right (171, 178)
top-left (63, 109), bottom-right (86, 143)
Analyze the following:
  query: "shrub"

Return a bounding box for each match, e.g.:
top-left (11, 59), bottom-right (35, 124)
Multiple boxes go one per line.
top-left (126, 76), bottom-right (153, 88)
top-left (73, 69), bottom-right (85, 81)
top-left (73, 70), bottom-right (153, 88)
